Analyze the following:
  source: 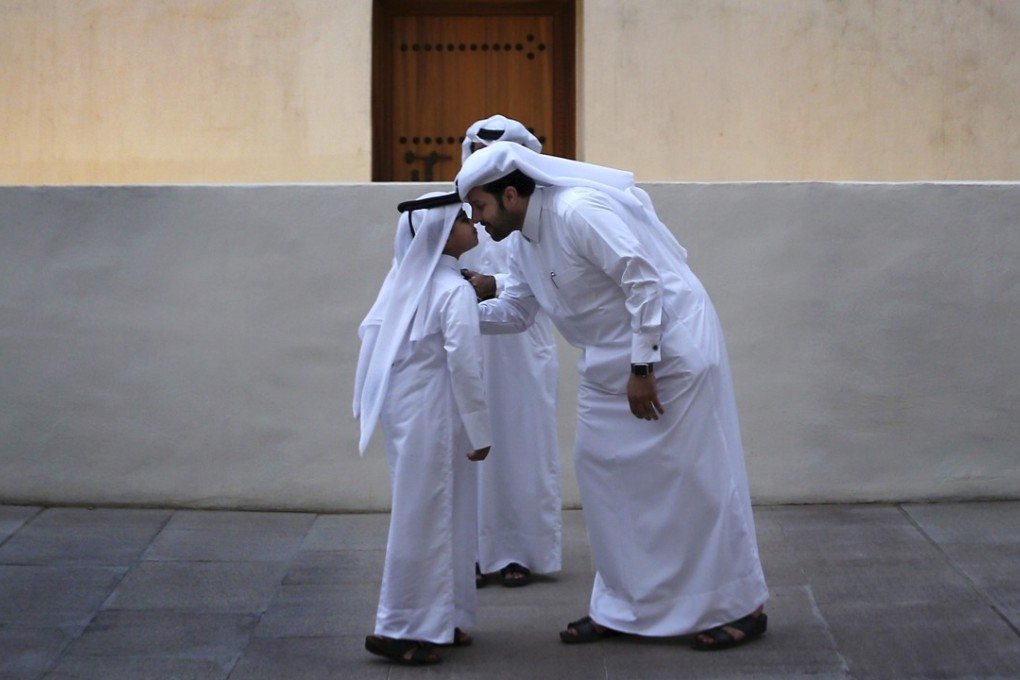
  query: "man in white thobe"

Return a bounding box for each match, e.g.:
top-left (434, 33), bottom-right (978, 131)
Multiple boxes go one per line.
top-left (459, 115), bottom-right (561, 587)
top-left (455, 143), bottom-right (769, 649)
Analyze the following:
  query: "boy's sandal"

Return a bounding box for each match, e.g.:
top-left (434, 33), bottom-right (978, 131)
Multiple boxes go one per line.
top-left (476, 562), bottom-right (486, 589)
top-left (559, 615), bottom-right (621, 644)
top-left (438, 627), bottom-right (473, 647)
top-left (691, 612), bottom-right (768, 651)
top-left (499, 562), bottom-right (532, 587)
top-left (364, 635), bottom-right (442, 665)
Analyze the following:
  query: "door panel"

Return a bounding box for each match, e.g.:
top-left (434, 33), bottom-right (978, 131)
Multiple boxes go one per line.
top-left (374, 1), bottom-right (575, 182)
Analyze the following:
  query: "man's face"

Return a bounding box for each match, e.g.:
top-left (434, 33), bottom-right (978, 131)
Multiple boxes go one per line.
top-left (466, 187), bottom-right (523, 242)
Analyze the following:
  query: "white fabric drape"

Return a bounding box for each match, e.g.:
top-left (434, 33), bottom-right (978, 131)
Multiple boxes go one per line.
top-left (458, 141), bottom-right (690, 272)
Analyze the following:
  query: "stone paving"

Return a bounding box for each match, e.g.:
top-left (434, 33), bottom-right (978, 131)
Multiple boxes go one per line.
top-left (1, 502), bottom-right (1018, 679)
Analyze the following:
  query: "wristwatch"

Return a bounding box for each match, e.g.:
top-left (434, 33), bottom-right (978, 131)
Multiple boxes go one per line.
top-left (631, 363), bottom-right (654, 377)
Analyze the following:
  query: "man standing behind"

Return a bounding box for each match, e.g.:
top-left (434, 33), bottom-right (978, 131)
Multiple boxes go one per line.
top-left (459, 115), bottom-right (561, 588)
top-left (456, 143), bottom-right (769, 649)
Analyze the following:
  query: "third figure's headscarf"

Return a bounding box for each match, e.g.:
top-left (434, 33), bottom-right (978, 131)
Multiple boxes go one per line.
top-left (461, 114), bottom-right (543, 164)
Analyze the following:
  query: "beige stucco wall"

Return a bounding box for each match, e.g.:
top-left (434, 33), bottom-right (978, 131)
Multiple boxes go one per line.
top-left (3, 1), bottom-right (1020, 184)
top-left (0, 0), bottom-right (372, 184)
top-left (581, 0), bottom-right (1020, 180)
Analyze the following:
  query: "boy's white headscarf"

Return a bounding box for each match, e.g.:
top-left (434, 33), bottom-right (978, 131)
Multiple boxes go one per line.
top-left (461, 114), bottom-right (543, 164)
top-left (353, 193), bottom-right (463, 454)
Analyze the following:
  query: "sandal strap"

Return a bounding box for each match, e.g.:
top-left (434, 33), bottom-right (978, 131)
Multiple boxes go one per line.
top-left (699, 613), bottom-right (767, 643)
top-left (566, 615), bottom-right (593, 629)
top-left (500, 562), bottom-right (531, 576)
top-left (727, 613), bottom-right (767, 635)
top-left (699, 626), bottom-right (735, 643)
top-left (405, 641), bottom-right (438, 663)
top-left (368, 635), bottom-right (439, 664)
top-left (564, 616), bottom-right (600, 642)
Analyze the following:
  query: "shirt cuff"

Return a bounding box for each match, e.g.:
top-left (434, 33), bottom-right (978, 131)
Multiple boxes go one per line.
top-left (460, 410), bottom-right (493, 451)
top-left (631, 332), bottom-right (662, 364)
top-left (493, 272), bottom-right (508, 297)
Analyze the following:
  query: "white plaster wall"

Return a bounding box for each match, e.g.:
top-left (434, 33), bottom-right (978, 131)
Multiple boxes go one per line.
top-left (643, 182), bottom-right (1020, 501)
top-left (1, 183), bottom-right (1017, 510)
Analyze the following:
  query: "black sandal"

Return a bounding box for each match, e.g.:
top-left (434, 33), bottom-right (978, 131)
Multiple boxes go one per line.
top-left (499, 562), bottom-right (532, 587)
top-left (438, 627), bottom-right (473, 647)
top-left (364, 635), bottom-right (442, 665)
top-left (476, 562), bottom-right (486, 589)
top-left (559, 615), bottom-right (621, 644)
top-left (691, 612), bottom-right (768, 651)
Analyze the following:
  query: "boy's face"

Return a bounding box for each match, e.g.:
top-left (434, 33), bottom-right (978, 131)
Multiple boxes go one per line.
top-left (444, 213), bottom-right (479, 257)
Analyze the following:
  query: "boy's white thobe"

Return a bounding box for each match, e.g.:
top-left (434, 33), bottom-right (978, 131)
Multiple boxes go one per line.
top-left (374, 255), bottom-right (490, 644)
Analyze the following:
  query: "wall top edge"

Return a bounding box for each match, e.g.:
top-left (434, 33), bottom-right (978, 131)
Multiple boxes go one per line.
top-left (2, 181), bottom-right (1020, 191)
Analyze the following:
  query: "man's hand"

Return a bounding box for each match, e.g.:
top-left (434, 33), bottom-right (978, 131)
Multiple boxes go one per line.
top-left (467, 446), bottom-right (491, 461)
top-left (627, 373), bottom-right (664, 420)
top-left (462, 270), bottom-right (497, 301)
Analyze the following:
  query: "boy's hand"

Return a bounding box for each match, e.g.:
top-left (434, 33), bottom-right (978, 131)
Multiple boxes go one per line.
top-left (467, 446), bottom-right (491, 461)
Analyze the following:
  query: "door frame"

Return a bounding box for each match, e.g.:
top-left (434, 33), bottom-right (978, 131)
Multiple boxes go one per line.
top-left (372, 0), bottom-right (576, 181)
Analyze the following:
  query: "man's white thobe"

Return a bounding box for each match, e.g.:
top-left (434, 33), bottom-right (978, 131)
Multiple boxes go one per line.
top-left (375, 256), bottom-right (490, 644)
top-left (479, 186), bottom-right (768, 636)
top-left (460, 230), bottom-right (562, 575)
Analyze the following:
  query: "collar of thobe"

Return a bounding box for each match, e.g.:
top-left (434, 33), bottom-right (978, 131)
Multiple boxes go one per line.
top-left (520, 188), bottom-right (544, 243)
top-left (461, 114), bottom-right (543, 164)
top-left (456, 141), bottom-right (644, 213)
top-left (436, 253), bottom-right (459, 270)
top-left (353, 193), bottom-right (462, 454)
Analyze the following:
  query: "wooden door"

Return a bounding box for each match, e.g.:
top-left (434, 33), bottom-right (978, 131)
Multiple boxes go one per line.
top-left (373, 0), bottom-right (575, 181)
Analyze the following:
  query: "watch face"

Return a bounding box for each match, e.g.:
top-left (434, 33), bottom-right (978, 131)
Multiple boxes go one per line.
top-left (632, 364), bottom-right (651, 377)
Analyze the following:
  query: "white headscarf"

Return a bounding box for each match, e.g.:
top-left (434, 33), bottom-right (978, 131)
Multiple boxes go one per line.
top-left (457, 141), bottom-right (640, 207)
top-left (461, 114), bottom-right (543, 164)
top-left (455, 142), bottom-right (688, 263)
top-left (353, 193), bottom-right (464, 454)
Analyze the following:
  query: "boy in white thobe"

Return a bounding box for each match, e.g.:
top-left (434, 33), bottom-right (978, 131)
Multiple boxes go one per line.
top-left (456, 143), bottom-right (769, 650)
top-left (354, 195), bottom-right (491, 665)
top-left (460, 115), bottom-right (562, 587)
